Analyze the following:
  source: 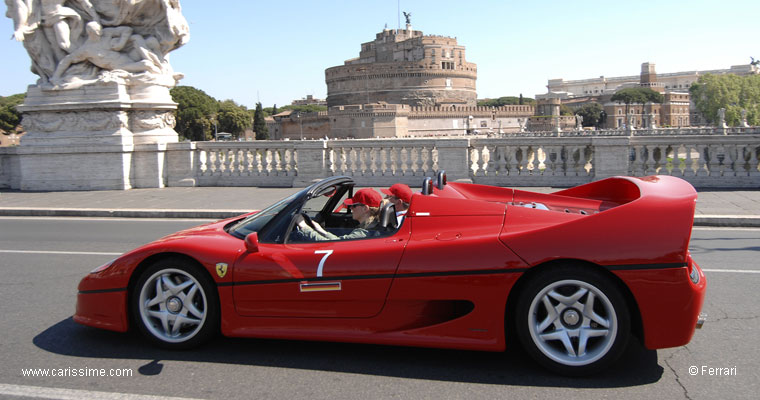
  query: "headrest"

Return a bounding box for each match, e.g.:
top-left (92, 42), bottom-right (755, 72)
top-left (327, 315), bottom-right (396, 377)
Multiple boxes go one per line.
top-left (379, 202), bottom-right (398, 230)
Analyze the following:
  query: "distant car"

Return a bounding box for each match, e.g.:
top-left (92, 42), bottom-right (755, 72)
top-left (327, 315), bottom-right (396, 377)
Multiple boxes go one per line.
top-left (75, 173), bottom-right (706, 375)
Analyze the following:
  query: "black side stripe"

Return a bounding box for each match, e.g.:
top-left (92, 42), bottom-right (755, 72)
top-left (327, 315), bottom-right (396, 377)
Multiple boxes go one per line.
top-left (606, 262), bottom-right (686, 271)
top-left (218, 262), bottom-right (686, 288)
top-left (220, 268), bottom-right (528, 287)
top-left (78, 287), bottom-right (127, 294)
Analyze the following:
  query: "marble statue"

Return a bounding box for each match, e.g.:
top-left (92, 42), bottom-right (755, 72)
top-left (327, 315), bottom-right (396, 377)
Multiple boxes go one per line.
top-left (575, 114), bottom-right (583, 130)
top-left (741, 109), bottom-right (749, 127)
top-left (717, 108), bottom-right (727, 128)
top-left (5, 0), bottom-right (188, 88)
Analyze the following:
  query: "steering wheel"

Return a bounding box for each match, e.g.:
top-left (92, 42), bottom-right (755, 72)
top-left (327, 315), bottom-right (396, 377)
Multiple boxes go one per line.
top-left (298, 212), bottom-right (317, 229)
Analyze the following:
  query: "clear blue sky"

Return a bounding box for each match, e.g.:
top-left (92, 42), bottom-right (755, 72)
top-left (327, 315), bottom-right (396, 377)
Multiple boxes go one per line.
top-left (2, 0), bottom-right (758, 108)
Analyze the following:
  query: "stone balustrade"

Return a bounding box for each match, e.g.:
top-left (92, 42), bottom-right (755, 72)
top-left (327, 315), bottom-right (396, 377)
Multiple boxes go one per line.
top-left (1, 128), bottom-right (758, 190)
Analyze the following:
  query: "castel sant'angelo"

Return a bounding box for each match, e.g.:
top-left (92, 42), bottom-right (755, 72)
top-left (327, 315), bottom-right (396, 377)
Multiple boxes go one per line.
top-left (268, 21), bottom-right (533, 139)
top-left (325, 25), bottom-right (478, 107)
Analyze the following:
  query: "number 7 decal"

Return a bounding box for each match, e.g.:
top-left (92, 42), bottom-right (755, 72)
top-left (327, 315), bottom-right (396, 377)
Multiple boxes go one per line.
top-left (314, 250), bottom-right (333, 277)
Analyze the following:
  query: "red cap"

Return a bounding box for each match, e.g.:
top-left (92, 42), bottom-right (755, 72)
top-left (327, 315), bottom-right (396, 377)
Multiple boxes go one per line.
top-left (343, 188), bottom-right (382, 208)
top-left (380, 183), bottom-right (413, 204)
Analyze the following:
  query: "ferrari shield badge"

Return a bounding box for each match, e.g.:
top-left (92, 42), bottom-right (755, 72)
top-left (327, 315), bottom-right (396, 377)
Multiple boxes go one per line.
top-left (215, 263), bottom-right (228, 278)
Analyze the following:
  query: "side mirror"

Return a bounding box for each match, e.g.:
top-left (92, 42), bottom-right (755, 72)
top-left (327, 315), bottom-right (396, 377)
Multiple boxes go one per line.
top-left (244, 232), bottom-right (259, 253)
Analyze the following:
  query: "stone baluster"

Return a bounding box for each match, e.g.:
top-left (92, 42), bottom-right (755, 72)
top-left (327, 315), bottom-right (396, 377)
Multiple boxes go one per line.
top-left (722, 145), bottom-right (734, 177)
top-left (418, 146), bottom-right (428, 176)
top-left (706, 145), bottom-right (720, 177)
top-left (546, 146), bottom-right (558, 176)
top-left (254, 150), bottom-right (263, 175)
top-left (748, 145), bottom-right (760, 177)
top-left (486, 145), bottom-right (498, 176)
top-left (358, 147), bottom-right (368, 176)
top-left (197, 149), bottom-right (208, 176)
top-left (519, 146), bottom-right (530, 175)
top-left (378, 147), bottom-right (388, 176)
top-left (644, 145), bottom-right (655, 175)
top-left (212, 150), bottom-right (222, 176)
top-left (400, 148), bottom-right (409, 176)
top-left (683, 145), bottom-right (695, 178)
top-left (696, 145), bottom-right (709, 177)
top-left (367, 147), bottom-right (377, 176)
top-left (389, 147), bottom-right (399, 176)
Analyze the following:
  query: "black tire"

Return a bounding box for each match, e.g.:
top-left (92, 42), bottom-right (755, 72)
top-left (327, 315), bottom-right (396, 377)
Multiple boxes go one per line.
top-left (131, 258), bottom-right (219, 349)
top-left (515, 265), bottom-right (630, 376)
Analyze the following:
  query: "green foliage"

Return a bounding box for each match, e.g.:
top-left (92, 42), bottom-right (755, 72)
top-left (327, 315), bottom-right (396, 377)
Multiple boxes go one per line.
top-left (478, 96), bottom-right (536, 107)
top-left (611, 87), bottom-right (664, 106)
top-left (0, 93), bottom-right (25, 133)
top-left (690, 74), bottom-right (760, 126)
top-left (170, 86), bottom-right (219, 141)
top-left (217, 100), bottom-right (251, 139)
top-left (253, 102), bottom-right (269, 140)
top-left (279, 104), bottom-right (328, 113)
top-left (271, 104), bottom-right (278, 116)
top-left (574, 102), bottom-right (604, 127)
top-left (560, 104), bottom-right (574, 116)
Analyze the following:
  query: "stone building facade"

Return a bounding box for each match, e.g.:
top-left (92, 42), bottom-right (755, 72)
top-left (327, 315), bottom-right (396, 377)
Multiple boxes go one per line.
top-left (268, 104), bottom-right (534, 140)
top-left (539, 62), bottom-right (758, 126)
top-left (325, 25), bottom-right (478, 108)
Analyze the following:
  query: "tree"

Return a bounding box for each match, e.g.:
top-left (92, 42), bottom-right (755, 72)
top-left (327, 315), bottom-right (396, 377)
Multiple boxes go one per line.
top-left (253, 102), bottom-right (268, 140)
top-left (0, 93), bottom-right (25, 133)
top-left (170, 86), bottom-right (219, 141)
top-left (610, 87), bottom-right (663, 118)
top-left (279, 104), bottom-right (327, 113)
top-left (478, 96), bottom-right (536, 107)
top-left (574, 102), bottom-right (604, 127)
top-left (271, 104), bottom-right (278, 116)
top-left (690, 73), bottom-right (760, 126)
top-left (217, 100), bottom-right (251, 139)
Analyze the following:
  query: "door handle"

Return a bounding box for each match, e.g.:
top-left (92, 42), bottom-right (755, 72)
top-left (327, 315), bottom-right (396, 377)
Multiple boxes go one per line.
top-left (300, 281), bottom-right (342, 292)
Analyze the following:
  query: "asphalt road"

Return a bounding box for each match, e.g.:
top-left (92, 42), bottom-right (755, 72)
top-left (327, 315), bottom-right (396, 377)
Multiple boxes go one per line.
top-left (0, 217), bottom-right (757, 400)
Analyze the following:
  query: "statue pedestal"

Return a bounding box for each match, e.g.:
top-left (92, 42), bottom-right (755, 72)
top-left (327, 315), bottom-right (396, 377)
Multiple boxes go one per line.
top-left (17, 81), bottom-right (180, 190)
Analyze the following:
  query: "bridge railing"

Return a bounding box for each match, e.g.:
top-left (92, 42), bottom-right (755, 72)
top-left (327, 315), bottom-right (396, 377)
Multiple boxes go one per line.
top-left (2, 128), bottom-right (759, 189)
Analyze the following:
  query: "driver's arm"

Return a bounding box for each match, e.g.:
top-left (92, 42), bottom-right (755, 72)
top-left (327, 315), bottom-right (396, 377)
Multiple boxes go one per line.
top-left (297, 221), bottom-right (339, 241)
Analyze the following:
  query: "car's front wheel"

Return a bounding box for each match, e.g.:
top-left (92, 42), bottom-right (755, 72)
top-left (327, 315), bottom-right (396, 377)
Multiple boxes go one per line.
top-left (131, 258), bottom-right (219, 349)
top-left (515, 266), bottom-right (630, 376)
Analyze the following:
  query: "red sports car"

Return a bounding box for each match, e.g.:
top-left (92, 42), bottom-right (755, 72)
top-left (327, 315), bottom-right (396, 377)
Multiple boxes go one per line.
top-left (75, 173), bottom-right (706, 375)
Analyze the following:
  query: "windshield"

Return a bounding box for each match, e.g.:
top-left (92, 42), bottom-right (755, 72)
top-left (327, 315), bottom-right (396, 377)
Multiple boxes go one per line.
top-left (228, 191), bottom-right (303, 238)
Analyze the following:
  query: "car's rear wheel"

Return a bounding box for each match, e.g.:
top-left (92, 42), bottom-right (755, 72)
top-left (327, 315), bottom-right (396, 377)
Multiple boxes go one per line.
top-left (131, 258), bottom-right (218, 349)
top-left (515, 266), bottom-right (630, 376)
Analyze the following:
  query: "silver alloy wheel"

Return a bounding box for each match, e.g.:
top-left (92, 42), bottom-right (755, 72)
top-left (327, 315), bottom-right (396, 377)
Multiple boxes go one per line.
top-left (527, 279), bottom-right (618, 366)
top-left (138, 268), bottom-right (208, 344)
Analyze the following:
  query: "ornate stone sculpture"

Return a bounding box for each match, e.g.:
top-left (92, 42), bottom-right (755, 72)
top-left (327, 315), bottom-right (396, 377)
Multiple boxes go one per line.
top-left (5, 0), bottom-right (190, 190)
top-left (403, 11), bottom-right (411, 25)
top-left (741, 109), bottom-right (750, 128)
top-left (717, 108), bottom-right (727, 128)
top-left (5, 0), bottom-right (188, 88)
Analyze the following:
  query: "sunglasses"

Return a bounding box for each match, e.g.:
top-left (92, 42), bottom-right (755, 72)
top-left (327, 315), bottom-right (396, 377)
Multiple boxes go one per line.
top-left (347, 203), bottom-right (366, 209)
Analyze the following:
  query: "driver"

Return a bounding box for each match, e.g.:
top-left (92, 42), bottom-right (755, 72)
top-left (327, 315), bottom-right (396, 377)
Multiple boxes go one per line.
top-left (296, 188), bottom-right (383, 241)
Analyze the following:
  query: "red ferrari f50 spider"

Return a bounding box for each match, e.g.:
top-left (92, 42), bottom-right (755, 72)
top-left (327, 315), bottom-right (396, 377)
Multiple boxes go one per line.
top-left (75, 173), bottom-right (706, 375)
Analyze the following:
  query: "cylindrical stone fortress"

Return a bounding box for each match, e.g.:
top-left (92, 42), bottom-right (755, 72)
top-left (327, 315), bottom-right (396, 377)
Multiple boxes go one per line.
top-left (326, 26), bottom-right (477, 108)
